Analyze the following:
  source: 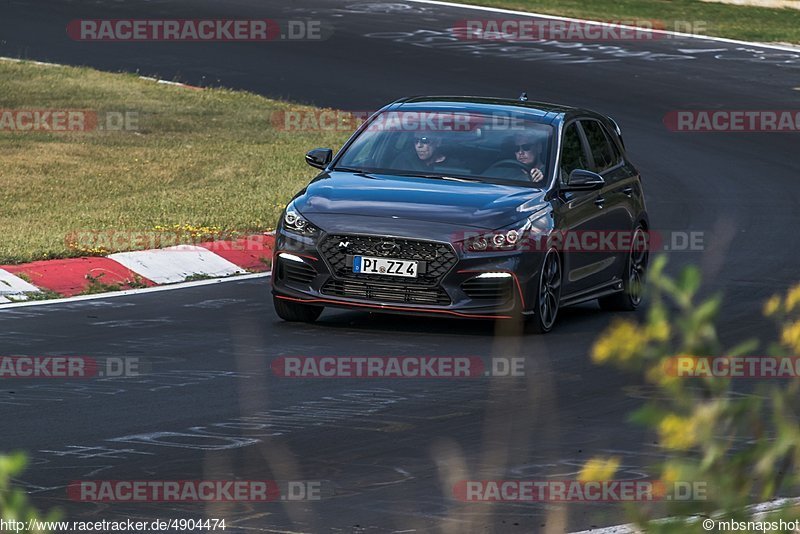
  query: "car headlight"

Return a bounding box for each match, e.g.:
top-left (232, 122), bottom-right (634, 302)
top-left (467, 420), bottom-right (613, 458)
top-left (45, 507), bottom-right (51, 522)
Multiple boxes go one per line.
top-left (465, 209), bottom-right (549, 252)
top-left (283, 204), bottom-right (319, 236)
top-left (467, 224), bottom-right (527, 252)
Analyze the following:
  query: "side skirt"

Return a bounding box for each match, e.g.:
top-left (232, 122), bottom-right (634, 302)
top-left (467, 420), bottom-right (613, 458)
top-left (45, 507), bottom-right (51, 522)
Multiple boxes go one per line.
top-left (560, 279), bottom-right (623, 307)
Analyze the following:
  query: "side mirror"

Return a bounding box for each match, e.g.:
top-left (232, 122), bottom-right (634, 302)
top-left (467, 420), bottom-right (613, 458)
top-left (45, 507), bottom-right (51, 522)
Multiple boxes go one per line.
top-left (305, 148), bottom-right (333, 170)
top-left (563, 169), bottom-right (605, 191)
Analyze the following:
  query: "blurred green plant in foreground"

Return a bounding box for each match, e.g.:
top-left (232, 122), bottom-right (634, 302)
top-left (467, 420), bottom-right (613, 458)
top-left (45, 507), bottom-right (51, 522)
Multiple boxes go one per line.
top-left (581, 256), bottom-right (800, 532)
top-left (1, 452), bottom-right (60, 532)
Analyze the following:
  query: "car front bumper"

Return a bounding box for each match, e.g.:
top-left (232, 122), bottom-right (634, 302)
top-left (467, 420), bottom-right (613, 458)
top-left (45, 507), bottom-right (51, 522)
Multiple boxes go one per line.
top-left (270, 227), bottom-right (545, 320)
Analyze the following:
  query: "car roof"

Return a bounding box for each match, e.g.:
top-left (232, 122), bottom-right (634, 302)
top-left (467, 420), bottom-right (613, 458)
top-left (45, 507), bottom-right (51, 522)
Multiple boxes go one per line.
top-left (383, 96), bottom-right (626, 154)
top-left (389, 96), bottom-right (589, 124)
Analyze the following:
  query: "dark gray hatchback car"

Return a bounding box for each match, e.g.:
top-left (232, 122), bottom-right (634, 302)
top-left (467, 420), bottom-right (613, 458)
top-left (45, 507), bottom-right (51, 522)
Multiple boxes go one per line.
top-left (272, 96), bottom-right (649, 333)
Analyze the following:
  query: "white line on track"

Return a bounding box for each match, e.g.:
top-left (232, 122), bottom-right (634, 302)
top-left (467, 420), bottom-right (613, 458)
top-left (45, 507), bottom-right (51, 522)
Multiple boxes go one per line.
top-left (0, 272), bottom-right (270, 309)
top-left (0, 56), bottom-right (66, 67)
top-left (0, 58), bottom-right (202, 87)
top-left (406, 0), bottom-right (800, 52)
top-left (570, 496), bottom-right (800, 533)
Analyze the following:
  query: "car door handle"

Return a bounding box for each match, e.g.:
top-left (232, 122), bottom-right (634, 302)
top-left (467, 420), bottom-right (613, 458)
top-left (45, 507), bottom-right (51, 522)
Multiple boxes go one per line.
top-left (622, 186), bottom-right (633, 196)
top-left (594, 196), bottom-right (605, 208)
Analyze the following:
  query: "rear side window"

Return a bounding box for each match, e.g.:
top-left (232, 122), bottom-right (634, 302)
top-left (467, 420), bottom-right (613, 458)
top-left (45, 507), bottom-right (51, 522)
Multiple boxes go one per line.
top-left (560, 123), bottom-right (585, 176)
top-left (581, 120), bottom-right (620, 173)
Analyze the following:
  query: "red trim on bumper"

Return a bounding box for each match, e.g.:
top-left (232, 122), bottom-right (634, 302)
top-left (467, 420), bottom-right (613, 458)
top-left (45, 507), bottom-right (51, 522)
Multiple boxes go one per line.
top-left (274, 294), bottom-right (513, 319)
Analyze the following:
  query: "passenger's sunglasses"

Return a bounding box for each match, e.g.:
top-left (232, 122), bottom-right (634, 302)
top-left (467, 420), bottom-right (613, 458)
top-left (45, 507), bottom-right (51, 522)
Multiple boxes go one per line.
top-left (414, 137), bottom-right (432, 146)
top-left (515, 143), bottom-right (535, 152)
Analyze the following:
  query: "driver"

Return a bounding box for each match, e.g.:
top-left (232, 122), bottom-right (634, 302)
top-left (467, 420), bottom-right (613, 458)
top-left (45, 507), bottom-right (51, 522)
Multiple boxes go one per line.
top-left (512, 133), bottom-right (545, 183)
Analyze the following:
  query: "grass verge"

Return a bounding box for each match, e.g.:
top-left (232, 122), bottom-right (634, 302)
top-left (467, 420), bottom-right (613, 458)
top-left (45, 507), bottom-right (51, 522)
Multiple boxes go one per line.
top-left (448, 0), bottom-right (800, 44)
top-left (0, 60), bottom-right (350, 264)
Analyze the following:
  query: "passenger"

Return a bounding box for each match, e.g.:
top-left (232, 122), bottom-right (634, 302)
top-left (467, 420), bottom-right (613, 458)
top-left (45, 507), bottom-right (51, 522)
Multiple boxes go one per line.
top-left (393, 133), bottom-right (464, 172)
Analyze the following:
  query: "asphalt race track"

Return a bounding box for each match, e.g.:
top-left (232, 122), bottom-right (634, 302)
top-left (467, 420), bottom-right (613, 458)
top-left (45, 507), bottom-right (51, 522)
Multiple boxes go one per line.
top-left (2, 0), bottom-right (800, 531)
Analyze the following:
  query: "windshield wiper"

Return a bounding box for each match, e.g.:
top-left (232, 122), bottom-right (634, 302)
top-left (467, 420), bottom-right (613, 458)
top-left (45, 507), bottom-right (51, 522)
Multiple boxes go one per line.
top-left (393, 172), bottom-right (480, 183)
top-left (335, 168), bottom-right (480, 183)
top-left (439, 175), bottom-right (479, 183)
top-left (419, 174), bottom-right (481, 183)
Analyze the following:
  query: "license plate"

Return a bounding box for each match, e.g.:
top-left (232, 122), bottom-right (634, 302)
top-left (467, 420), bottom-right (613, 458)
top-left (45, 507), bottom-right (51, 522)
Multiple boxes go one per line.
top-left (353, 256), bottom-right (418, 278)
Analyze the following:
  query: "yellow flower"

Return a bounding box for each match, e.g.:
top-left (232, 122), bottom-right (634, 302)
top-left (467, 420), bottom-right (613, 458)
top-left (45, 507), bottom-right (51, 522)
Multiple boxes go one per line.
top-left (659, 404), bottom-right (719, 451)
top-left (786, 284), bottom-right (800, 313)
top-left (591, 320), bottom-right (646, 364)
top-left (646, 356), bottom-right (681, 387)
top-left (650, 465), bottom-right (682, 499)
top-left (578, 457), bottom-right (621, 482)
top-left (660, 465), bottom-right (680, 485)
top-left (781, 320), bottom-right (800, 353)
top-left (646, 319), bottom-right (670, 342)
top-left (764, 295), bottom-right (782, 316)
top-left (658, 414), bottom-right (697, 450)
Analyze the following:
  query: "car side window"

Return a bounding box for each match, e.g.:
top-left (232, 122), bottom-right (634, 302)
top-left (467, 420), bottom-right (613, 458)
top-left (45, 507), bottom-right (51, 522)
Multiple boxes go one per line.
top-left (581, 120), bottom-right (619, 173)
top-left (560, 122), bottom-right (586, 177)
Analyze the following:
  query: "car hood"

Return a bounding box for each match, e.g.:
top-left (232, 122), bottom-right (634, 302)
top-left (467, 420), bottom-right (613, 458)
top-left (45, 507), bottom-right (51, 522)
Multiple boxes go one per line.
top-left (294, 171), bottom-right (548, 231)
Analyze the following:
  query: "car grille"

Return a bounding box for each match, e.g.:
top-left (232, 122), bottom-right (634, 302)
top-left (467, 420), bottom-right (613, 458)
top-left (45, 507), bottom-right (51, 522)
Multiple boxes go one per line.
top-left (318, 234), bottom-right (457, 287)
top-left (277, 258), bottom-right (317, 285)
top-left (461, 277), bottom-right (514, 301)
top-left (322, 279), bottom-right (451, 306)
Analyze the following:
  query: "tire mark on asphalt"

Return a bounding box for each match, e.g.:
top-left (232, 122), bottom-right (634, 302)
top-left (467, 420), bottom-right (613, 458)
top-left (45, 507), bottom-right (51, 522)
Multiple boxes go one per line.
top-left (22, 389), bottom-right (409, 493)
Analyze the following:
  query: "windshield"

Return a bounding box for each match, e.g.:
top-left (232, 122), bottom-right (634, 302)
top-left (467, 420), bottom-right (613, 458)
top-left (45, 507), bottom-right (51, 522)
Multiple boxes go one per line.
top-left (334, 109), bottom-right (554, 187)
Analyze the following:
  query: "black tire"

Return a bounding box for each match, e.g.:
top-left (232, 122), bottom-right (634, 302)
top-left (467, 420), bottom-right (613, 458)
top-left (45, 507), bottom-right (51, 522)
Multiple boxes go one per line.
top-left (273, 295), bottom-right (323, 323)
top-left (598, 225), bottom-right (648, 312)
top-left (529, 248), bottom-right (562, 334)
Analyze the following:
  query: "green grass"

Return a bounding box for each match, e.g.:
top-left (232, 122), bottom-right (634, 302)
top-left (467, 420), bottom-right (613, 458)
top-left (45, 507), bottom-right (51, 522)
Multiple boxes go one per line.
top-left (450, 0), bottom-right (800, 43)
top-left (7, 289), bottom-right (63, 302)
top-left (0, 61), bottom-right (350, 264)
top-left (3, 1), bottom-right (794, 262)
